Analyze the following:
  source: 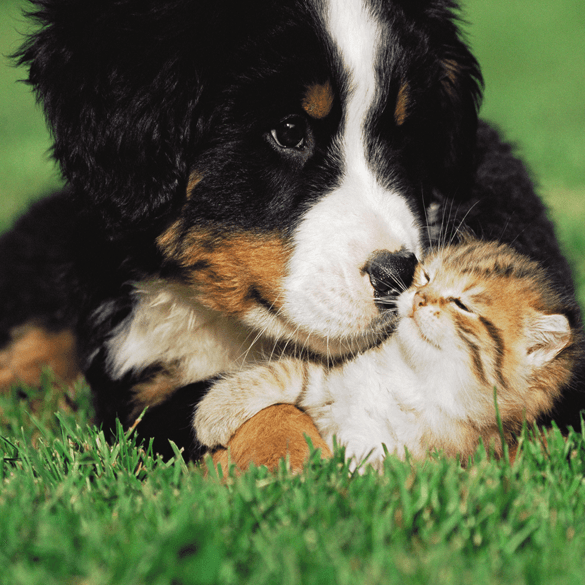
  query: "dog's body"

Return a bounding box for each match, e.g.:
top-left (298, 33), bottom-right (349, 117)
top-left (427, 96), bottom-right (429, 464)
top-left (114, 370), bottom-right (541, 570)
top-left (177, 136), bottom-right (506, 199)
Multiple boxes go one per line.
top-left (1, 0), bottom-right (583, 461)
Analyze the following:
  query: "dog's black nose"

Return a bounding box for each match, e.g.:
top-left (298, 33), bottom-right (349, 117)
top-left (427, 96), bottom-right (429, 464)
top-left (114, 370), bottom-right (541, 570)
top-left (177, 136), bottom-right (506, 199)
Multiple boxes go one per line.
top-left (365, 249), bottom-right (417, 307)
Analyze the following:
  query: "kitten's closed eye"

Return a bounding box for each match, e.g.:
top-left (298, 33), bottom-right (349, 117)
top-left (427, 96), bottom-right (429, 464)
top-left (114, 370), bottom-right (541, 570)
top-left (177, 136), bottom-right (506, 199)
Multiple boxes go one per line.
top-left (449, 297), bottom-right (472, 313)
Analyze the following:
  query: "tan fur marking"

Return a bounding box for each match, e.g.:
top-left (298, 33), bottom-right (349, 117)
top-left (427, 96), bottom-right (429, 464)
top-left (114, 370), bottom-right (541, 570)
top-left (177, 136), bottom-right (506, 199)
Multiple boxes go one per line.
top-left (443, 59), bottom-right (459, 84)
top-left (210, 404), bottom-right (332, 473)
top-left (156, 219), bottom-right (182, 256)
top-left (157, 227), bottom-right (291, 316)
top-left (442, 59), bottom-right (459, 97)
top-left (130, 369), bottom-right (180, 421)
top-left (394, 82), bottom-right (410, 126)
top-left (186, 171), bottom-right (204, 199)
top-left (0, 325), bottom-right (80, 390)
top-left (302, 81), bottom-right (334, 119)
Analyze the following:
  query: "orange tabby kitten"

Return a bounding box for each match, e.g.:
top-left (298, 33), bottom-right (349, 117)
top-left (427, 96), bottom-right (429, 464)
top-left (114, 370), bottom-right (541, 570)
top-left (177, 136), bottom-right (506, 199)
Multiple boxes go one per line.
top-left (194, 239), bottom-right (580, 470)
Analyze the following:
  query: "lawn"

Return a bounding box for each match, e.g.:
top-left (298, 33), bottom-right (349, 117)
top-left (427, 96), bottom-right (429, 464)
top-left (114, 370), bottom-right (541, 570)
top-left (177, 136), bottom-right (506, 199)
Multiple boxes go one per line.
top-left (2, 380), bottom-right (585, 585)
top-left (1, 1), bottom-right (585, 584)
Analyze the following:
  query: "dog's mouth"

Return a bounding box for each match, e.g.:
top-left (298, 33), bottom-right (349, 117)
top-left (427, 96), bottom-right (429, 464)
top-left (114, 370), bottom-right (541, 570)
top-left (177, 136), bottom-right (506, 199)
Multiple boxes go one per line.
top-left (255, 247), bottom-right (419, 360)
top-left (242, 289), bottom-right (400, 360)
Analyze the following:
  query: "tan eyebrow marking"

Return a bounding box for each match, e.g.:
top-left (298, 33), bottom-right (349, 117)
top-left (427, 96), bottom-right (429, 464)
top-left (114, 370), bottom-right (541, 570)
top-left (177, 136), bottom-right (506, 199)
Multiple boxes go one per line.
top-left (302, 81), bottom-right (334, 119)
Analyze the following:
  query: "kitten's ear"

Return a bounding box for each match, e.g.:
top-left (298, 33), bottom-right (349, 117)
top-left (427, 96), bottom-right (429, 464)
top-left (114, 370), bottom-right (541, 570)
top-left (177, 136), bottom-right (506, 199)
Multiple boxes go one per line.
top-left (526, 313), bottom-right (572, 367)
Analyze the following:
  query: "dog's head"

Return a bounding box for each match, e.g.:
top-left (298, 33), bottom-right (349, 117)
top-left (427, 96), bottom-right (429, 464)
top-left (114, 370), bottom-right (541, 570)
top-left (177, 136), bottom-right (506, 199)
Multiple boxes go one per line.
top-left (20, 0), bottom-right (481, 356)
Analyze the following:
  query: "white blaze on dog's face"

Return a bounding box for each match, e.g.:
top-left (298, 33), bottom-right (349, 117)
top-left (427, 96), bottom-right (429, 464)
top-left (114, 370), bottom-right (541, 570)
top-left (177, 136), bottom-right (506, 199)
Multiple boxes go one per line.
top-left (280, 0), bottom-right (422, 346)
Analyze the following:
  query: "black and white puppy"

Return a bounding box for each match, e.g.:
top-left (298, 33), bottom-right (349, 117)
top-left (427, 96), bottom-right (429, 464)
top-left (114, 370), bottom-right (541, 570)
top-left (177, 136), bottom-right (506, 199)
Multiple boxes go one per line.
top-left (1, 0), bottom-right (583, 458)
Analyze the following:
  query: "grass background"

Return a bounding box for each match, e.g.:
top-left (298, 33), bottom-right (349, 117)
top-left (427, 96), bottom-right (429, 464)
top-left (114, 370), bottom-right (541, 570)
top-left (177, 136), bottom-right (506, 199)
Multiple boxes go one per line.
top-left (3, 380), bottom-right (585, 585)
top-left (1, 1), bottom-right (584, 583)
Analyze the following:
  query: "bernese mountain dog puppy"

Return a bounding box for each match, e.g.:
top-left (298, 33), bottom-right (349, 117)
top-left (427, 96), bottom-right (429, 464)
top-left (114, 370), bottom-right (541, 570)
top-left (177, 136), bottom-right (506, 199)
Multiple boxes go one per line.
top-left (1, 0), bottom-right (583, 466)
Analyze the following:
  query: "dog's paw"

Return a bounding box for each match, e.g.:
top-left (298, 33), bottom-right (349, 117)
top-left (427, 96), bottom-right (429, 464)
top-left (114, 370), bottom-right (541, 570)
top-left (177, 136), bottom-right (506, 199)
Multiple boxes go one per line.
top-left (211, 404), bottom-right (333, 473)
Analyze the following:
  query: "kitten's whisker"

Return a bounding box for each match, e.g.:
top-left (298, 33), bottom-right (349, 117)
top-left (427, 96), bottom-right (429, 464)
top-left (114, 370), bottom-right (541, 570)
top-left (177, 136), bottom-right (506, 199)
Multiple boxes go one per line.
top-left (375, 294), bottom-right (399, 305)
top-left (452, 200), bottom-right (481, 245)
top-left (235, 289), bottom-right (290, 366)
top-left (435, 194), bottom-right (450, 249)
top-left (442, 197), bottom-right (461, 245)
top-left (504, 226), bottom-right (527, 250)
top-left (236, 321), bottom-right (271, 366)
top-left (373, 277), bottom-right (409, 296)
top-left (497, 215), bottom-right (512, 243)
top-left (423, 188), bottom-right (444, 256)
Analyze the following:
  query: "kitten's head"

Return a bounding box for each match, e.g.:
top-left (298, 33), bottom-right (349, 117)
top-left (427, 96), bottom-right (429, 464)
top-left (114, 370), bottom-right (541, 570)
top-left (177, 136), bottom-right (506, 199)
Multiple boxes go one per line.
top-left (395, 239), bottom-right (579, 432)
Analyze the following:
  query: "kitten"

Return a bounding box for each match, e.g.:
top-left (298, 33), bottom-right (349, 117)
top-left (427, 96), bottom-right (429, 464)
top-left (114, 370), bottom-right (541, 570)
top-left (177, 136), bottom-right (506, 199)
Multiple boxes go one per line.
top-left (194, 239), bottom-right (579, 470)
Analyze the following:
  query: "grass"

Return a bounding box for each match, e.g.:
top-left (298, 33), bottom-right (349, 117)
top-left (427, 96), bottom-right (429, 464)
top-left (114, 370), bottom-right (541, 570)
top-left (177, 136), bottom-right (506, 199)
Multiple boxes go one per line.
top-left (1, 0), bottom-right (584, 583)
top-left (2, 378), bottom-right (585, 585)
top-left (466, 0), bottom-right (585, 190)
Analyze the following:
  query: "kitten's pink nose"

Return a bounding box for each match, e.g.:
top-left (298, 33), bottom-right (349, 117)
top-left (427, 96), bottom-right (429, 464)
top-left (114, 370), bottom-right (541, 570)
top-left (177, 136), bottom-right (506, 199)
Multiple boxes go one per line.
top-left (413, 292), bottom-right (426, 310)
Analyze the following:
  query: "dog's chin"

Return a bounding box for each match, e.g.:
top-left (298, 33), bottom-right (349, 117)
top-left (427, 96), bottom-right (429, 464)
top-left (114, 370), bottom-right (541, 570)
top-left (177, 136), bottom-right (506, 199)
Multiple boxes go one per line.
top-left (243, 303), bottom-right (397, 360)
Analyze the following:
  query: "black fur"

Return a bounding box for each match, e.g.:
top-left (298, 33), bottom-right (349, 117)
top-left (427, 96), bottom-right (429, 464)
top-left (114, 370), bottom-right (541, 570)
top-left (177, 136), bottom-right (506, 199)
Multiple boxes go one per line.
top-left (2, 0), bottom-right (583, 456)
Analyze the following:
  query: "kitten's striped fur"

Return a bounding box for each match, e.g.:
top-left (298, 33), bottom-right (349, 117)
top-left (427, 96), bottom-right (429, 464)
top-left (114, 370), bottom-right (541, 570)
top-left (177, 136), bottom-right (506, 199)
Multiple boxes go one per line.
top-left (194, 239), bottom-right (580, 470)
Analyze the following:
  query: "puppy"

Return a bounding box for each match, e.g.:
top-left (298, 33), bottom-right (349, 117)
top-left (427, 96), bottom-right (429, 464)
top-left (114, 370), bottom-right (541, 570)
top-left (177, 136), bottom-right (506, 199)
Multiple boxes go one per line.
top-left (1, 0), bottom-right (583, 465)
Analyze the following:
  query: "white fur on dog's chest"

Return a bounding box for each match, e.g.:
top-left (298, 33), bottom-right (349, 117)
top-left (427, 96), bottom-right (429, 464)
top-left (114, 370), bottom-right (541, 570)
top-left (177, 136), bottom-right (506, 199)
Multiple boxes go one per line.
top-left (105, 279), bottom-right (268, 383)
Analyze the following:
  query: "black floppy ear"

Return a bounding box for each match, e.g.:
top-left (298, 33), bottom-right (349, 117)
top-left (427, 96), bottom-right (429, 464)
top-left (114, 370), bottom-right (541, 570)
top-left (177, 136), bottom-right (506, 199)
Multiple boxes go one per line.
top-left (17, 1), bottom-right (202, 236)
top-left (432, 43), bottom-right (483, 199)
top-left (417, 3), bottom-right (483, 201)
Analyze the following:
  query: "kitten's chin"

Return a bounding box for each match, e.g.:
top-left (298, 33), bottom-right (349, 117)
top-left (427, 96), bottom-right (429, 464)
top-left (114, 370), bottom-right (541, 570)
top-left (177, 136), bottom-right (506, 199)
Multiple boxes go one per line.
top-left (396, 318), bottom-right (444, 362)
top-left (414, 326), bottom-right (443, 350)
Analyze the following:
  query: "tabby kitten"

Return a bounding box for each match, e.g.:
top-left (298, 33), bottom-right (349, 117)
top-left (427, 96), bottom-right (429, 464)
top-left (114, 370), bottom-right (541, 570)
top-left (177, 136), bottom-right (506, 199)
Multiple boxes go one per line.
top-left (194, 239), bottom-right (579, 470)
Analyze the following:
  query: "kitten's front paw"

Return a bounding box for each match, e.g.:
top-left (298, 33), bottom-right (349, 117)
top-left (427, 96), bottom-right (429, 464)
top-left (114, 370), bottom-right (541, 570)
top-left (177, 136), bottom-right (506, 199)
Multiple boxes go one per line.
top-left (193, 380), bottom-right (245, 448)
top-left (194, 363), bottom-right (299, 449)
top-left (193, 403), bottom-right (233, 448)
top-left (344, 443), bottom-right (386, 474)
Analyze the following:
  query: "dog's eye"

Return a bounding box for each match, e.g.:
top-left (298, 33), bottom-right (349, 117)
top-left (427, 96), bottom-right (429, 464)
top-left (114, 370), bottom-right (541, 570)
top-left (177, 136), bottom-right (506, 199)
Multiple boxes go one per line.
top-left (270, 116), bottom-right (308, 150)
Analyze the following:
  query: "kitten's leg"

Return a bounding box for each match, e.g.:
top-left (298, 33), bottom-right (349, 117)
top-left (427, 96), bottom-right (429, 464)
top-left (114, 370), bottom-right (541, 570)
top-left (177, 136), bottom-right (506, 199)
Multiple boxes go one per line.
top-left (193, 358), bottom-right (315, 448)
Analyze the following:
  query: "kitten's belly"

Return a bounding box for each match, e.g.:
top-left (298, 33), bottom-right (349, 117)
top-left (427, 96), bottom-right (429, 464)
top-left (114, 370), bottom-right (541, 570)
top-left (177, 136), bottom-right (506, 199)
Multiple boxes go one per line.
top-left (310, 341), bottom-right (435, 466)
top-left (309, 362), bottom-right (424, 466)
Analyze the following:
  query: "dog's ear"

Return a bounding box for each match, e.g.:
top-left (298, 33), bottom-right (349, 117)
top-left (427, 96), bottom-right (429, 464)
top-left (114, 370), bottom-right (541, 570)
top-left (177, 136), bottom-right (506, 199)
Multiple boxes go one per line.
top-left (17, 1), bottom-right (203, 236)
top-left (427, 6), bottom-right (483, 200)
top-left (388, 2), bottom-right (482, 201)
top-left (396, 2), bottom-right (482, 201)
top-left (432, 42), bottom-right (483, 199)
